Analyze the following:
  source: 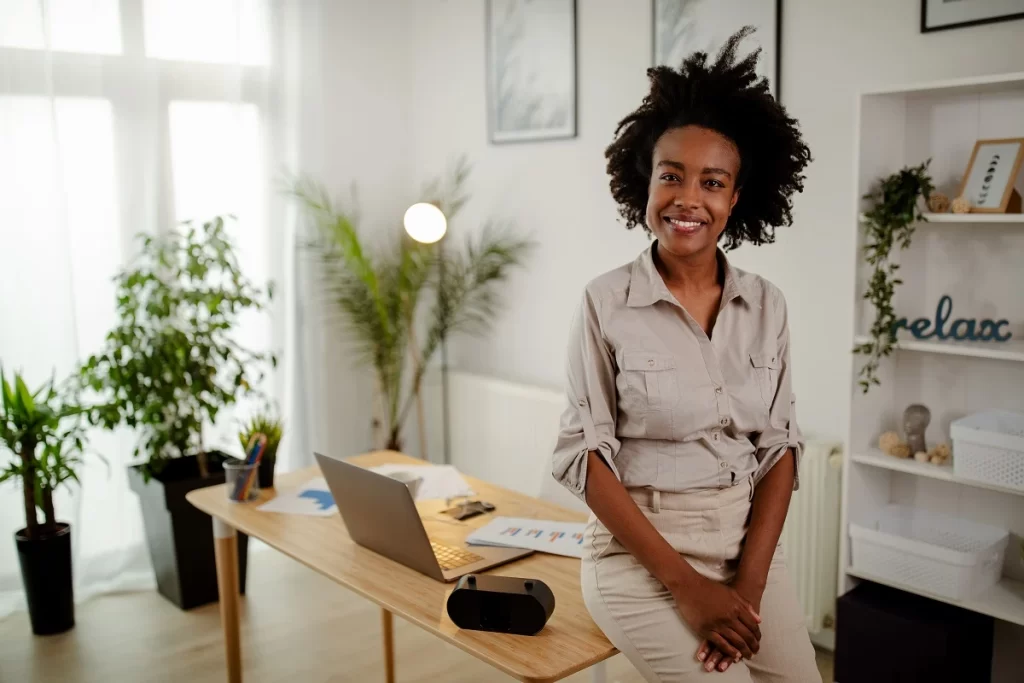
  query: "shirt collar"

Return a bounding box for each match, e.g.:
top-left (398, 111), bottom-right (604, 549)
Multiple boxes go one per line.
top-left (626, 241), bottom-right (759, 309)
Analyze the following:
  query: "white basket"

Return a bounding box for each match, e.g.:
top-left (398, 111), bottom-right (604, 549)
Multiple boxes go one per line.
top-left (850, 505), bottom-right (1007, 601)
top-left (951, 410), bottom-right (1024, 492)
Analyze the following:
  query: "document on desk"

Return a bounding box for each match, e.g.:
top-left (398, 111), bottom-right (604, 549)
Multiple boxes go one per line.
top-left (258, 477), bottom-right (337, 516)
top-left (367, 464), bottom-right (475, 501)
top-left (466, 516), bottom-right (586, 559)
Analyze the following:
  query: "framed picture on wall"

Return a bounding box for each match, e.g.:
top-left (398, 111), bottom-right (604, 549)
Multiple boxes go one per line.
top-left (652, 0), bottom-right (782, 100)
top-left (956, 138), bottom-right (1024, 213)
top-left (921, 0), bottom-right (1024, 33)
top-left (486, 0), bottom-right (577, 144)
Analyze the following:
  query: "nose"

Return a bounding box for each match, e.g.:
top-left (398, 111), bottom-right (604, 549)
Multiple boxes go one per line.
top-left (673, 179), bottom-right (702, 209)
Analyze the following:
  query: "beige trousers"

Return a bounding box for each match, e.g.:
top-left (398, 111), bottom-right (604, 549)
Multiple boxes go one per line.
top-left (581, 478), bottom-right (821, 683)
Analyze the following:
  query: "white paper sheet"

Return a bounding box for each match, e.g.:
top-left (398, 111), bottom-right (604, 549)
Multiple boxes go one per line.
top-left (257, 477), bottom-right (337, 517)
top-left (465, 516), bottom-right (586, 559)
top-left (368, 464), bottom-right (475, 501)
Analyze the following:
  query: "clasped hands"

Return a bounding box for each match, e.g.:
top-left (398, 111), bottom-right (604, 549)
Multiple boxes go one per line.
top-left (672, 574), bottom-right (765, 674)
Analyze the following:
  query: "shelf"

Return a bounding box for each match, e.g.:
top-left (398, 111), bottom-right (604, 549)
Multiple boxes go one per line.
top-left (853, 335), bottom-right (1024, 362)
top-left (846, 568), bottom-right (1024, 627)
top-left (859, 212), bottom-right (1024, 225)
top-left (852, 449), bottom-right (1024, 498)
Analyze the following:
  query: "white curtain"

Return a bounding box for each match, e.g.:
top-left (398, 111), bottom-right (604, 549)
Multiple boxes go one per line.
top-left (0, 0), bottom-right (325, 618)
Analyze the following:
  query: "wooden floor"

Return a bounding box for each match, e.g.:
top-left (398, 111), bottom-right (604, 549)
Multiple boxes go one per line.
top-left (1, 545), bottom-right (834, 682)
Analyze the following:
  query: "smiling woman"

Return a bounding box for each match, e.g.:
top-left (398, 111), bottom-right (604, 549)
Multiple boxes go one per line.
top-left (552, 27), bottom-right (817, 683)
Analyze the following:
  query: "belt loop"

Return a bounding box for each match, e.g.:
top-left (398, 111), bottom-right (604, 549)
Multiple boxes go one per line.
top-left (652, 490), bottom-right (661, 514)
top-left (748, 474), bottom-right (755, 502)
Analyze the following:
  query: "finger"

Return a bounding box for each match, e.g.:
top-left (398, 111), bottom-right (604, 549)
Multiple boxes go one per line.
top-left (737, 608), bottom-right (762, 642)
top-left (696, 639), bottom-right (710, 662)
top-left (707, 632), bottom-right (741, 662)
top-left (705, 648), bottom-right (724, 673)
top-left (720, 625), bottom-right (756, 659)
top-left (718, 653), bottom-right (734, 672)
top-left (737, 595), bottom-right (762, 624)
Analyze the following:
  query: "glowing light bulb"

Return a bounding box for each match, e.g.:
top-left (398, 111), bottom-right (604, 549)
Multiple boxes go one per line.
top-left (403, 202), bottom-right (447, 244)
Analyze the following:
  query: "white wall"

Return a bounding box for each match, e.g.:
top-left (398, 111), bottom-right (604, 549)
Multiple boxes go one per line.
top-left (405, 0), bottom-right (1024, 445)
top-left (302, 0), bottom-right (417, 460)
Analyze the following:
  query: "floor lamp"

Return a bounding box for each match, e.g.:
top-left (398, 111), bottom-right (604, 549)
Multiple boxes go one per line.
top-left (403, 202), bottom-right (450, 465)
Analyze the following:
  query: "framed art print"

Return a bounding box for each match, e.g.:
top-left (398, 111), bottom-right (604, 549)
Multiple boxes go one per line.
top-left (486, 0), bottom-right (577, 144)
top-left (922, 0), bottom-right (1024, 32)
top-left (956, 138), bottom-right (1024, 213)
top-left (652, 0), bottom-right (782, 100)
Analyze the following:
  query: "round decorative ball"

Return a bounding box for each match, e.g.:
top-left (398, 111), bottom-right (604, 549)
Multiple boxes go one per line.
top-left (891, 443), bottom-right (911, 459)
top-left (879, 431), bottom-right (902, 456)
top-left (914, 451), bottom-right (929, 463)
top-left (927, 192), bottom-right (950, 213)
top-left (951, 196), bottom-right (971, 214)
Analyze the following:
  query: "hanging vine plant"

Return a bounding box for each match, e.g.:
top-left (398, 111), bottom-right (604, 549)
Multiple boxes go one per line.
top-left (854, 161), bottom-right (934, 392)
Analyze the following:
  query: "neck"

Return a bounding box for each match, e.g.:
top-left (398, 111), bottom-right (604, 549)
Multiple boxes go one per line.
top-left (653, 242), bottom-right (721, 292)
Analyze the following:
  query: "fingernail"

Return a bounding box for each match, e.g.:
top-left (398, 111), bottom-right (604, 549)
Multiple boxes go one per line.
top-left (698, 652), bottom-right (706, 661)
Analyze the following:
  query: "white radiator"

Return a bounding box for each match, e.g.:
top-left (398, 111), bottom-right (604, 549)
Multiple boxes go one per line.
top-left (422, 371), bottom-right (843, 646)
top-left (780, 440), bottom-right (843, 647)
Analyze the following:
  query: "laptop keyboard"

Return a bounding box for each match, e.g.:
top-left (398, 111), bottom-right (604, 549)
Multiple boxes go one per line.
top-left (430, 541), bottom-right (485, 570)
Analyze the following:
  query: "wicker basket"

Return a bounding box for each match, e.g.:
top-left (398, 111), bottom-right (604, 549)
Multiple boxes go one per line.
top-left (850, 504), bottom-right (1008, 601)
top-left (951, 410), bottom-right (1024, 492)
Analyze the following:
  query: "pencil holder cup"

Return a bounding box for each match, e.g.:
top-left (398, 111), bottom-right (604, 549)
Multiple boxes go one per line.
top-left (225, 461), bottom-right (260, 502)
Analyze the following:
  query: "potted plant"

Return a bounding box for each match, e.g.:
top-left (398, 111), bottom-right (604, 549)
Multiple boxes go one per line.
top-left (0, 369), bottom-right (87, 635)
top-left (291, 161), bottom-right (533, 453)
top-left (237, 405), bottom-right (283, 489)
top-left (80, 216), bottom-right (274, 609)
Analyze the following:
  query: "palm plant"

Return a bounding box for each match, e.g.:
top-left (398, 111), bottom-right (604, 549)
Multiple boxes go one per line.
top-left (0, 369), bottom-right (87, 539)
top-left (290, 162), bottom-right (533, 451)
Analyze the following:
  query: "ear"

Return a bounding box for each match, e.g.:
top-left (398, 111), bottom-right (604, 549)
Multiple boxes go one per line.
top-left (729, 188), bottom-right (741, 212)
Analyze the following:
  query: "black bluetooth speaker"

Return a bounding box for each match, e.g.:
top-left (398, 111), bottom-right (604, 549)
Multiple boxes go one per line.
top-left (446, 574), bottom-right (555, 636)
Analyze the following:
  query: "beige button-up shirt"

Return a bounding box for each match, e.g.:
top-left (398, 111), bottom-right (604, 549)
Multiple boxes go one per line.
top-left (552, 242), bottom-right (803, 502)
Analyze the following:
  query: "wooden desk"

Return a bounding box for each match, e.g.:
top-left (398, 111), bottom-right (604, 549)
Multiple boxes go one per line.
top-left (186, 451), bottom-right (616, 683)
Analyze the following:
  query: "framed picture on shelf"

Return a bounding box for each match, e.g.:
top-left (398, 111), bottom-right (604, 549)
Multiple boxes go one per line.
top-left (956, 138), bottom-right (1024, 213)
top-left (921, 0), bottom-right (1024, 33)
top-left (486, 0), bottom-right (577, 144)
top-left (652, 0), bottom-right (782, 100)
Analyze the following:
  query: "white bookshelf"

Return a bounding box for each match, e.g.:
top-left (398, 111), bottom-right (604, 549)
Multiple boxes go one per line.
top-left (860, 212), bottom-right (1024, 224)
top-left (842, 73), bottom-right (1024, 678)
top-left (852, 335), bottom-right (1024, 362)
top-left (852, 449), bottom-right (1024, 498)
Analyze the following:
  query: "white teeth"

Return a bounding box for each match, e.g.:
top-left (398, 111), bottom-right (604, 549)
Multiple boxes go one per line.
top-left (668, 218), bottom-right (702, 229)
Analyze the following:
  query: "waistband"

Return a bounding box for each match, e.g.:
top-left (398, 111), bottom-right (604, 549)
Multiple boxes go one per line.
top-left (627, 475), bottom-right (753, 513)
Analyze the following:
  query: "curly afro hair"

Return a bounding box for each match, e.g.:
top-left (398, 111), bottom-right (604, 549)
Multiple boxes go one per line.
top-left (604, 27), bottom-right (811, 251)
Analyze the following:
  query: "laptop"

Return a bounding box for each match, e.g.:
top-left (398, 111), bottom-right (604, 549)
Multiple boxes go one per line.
top-left (315, 453), bottom-right (533, 582)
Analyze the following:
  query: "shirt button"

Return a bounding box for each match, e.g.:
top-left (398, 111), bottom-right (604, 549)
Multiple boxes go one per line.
top-left (578, 399), bottom-right (586, 406)
top-left (648, 359), bottom-right (655, 367)
top-left (720, 462), bottom-right (728, 469)
top-left (712, 432), bottom-right (720, 442)
top-left (771, 357), bottom-right (776, 363)
top-left (720, 417), bottom-right (729, 426)
top-left (714, 386), bottom-right (723, 394)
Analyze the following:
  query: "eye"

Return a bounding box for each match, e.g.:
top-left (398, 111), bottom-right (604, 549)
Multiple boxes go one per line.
top-left (660, 173), bottom-right (679, 182)
top-left (704, 179), bottom-right (725, 189)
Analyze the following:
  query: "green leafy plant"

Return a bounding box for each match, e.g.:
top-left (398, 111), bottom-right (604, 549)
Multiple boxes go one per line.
top-left (80, 217), bottom-right (275, 480)
top-left (854, 161), bottom-right (934, 392)
top-left (237, 404), bottom-right (283, 465)
top-left (0, 369), bottom-right (88, 539)
top-left (290, 162), bottom-right (534, 451)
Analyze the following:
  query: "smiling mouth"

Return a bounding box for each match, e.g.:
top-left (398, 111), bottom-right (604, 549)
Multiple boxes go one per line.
top-left (664, 217), bottom-right (707, 234)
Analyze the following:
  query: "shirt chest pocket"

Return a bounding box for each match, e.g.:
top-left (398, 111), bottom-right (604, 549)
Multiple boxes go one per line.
top-left (620, 352), bottom-right (680, 412)
top-left (749, 352), bottom-right (780, 409)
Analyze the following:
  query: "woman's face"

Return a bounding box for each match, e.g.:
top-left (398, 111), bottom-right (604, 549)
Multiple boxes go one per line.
top-left (645, 125), bottom-right (741, 260)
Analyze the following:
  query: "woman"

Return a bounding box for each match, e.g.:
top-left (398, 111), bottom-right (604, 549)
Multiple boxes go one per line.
top-left (552, 29), bottom-right (817, 682)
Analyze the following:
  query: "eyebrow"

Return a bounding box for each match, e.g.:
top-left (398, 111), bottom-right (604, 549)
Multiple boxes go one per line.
top-left (656, 160), bottom-right (733, 179)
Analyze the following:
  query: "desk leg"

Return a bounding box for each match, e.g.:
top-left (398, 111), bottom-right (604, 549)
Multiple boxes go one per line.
top-left (213, 517), bottom-right (242, 683)
top-left (381, 608), bottom-right (395, 683)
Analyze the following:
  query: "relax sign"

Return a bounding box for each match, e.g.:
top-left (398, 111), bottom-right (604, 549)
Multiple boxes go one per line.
top-left (894, 295), bottom-right (1012, 342)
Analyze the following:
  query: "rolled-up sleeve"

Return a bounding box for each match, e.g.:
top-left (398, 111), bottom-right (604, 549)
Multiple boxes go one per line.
top-left (753, 289), bottom-right (804, 490)
top-left (551, 289), bottom-right (621, 503)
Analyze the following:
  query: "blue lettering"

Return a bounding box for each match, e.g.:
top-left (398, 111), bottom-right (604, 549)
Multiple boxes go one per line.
top-left (933, 295), bottom-right (952, 340)
top-left (900, 296), bottom-right (1012, 343)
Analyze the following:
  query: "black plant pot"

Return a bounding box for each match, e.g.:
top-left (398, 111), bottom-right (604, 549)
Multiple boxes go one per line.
top-left (15, 522), bottom-right (74, 635)
top-left (258, 451), bottom-right (276, 490)
top-left (128, 451), bottom-right (248, 610)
